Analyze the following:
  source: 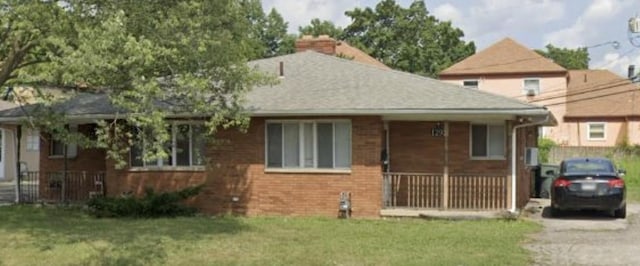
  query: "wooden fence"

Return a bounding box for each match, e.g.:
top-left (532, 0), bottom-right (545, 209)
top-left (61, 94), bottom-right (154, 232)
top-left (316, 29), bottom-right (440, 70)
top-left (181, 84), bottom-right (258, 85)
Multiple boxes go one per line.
top-left (383, 173), bottom-right (507, 210)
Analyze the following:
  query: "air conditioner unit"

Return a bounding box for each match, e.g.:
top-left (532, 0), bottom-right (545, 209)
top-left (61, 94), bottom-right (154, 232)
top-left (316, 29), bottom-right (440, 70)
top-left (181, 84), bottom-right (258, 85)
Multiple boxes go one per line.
top-left (525, 147), bottom-right (539, 167)
top-left (525, 89), bottom-right (537, 96)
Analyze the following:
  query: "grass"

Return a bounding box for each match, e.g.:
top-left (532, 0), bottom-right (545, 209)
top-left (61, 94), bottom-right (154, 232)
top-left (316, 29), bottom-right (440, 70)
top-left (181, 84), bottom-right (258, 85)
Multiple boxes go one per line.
top-left (616, 155), bottom-right (640, 202)
top-left (0, 205), bottom-right (539, 266)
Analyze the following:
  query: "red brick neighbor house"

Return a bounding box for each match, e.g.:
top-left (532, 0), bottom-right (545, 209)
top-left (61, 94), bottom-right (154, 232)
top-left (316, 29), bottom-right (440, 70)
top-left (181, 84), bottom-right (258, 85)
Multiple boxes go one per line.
top-left (0, 37), bottom-right (554, 217)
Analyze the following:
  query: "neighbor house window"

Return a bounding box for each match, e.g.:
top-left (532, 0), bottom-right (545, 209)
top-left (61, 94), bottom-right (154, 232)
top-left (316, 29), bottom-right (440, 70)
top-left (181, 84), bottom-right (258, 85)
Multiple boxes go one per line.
top-left (523, 78), bottom-right (540, 96)
top-left (26, 131), bottom-right (40, 152)
top-left (471, 123), bottom-right (505, 159)
top-left (587, 122), bottom-right (606, 140)
top-left (266, 120), bottom-right (351, 170)
top-left (130, 123), bottom-right (206, 168)
top-left (463, 80), bottom-right (479, 89)
top-left (49, 125), bottom-right (78, 158)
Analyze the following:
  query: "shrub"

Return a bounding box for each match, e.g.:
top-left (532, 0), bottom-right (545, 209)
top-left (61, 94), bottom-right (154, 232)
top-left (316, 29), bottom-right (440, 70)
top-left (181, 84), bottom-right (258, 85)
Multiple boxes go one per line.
top-left (537, 137), bottom-right (557, 163)
top-left (87, 185), bottom-right (203, 218)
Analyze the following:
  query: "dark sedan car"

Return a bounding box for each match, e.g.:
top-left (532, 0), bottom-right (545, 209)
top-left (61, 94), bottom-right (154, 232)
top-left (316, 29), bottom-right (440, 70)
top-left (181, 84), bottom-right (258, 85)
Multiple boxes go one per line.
top-left (550, 157), bottom-right (626, 218)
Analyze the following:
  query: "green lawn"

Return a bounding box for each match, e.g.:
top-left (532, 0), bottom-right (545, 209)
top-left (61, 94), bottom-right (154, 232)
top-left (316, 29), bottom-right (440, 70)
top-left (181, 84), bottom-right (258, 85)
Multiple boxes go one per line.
top-left (616, 156), bottom-right (640, 202)
top-left (0, 206), bottom-right (539, 266)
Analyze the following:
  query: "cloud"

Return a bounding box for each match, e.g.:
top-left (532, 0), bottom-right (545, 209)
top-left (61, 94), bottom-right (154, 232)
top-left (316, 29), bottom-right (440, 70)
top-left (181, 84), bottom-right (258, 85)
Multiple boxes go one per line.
top-left (432, 0), bottom-right (565, 49)
top-left (592, 50), bottom-right (640, 76)
top-left (544, 0), bottom-right (633, 48)
top-left (262, 0), bottom-right (358, 33)
top-left (433, 3), bottom-right (462, 23)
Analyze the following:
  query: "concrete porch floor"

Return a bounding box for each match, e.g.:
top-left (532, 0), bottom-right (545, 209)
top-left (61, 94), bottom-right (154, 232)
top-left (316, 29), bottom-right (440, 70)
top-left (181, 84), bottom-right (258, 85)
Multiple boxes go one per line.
top-left (380, 208), bottom-right (511, 220)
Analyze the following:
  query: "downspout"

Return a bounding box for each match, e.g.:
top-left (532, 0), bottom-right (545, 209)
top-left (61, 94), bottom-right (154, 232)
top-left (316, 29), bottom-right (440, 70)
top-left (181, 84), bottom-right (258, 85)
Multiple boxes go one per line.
top-left (510, 114), bottom-right (550, 213)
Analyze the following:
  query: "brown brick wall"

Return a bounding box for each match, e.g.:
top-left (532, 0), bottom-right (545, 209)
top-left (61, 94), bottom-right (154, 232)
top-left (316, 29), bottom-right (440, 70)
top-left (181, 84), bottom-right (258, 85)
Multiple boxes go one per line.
top-left (41, 118), bottom-right (536, 215)
top-left (39, 124), bottom-right (106, 173)
top-left (103, 116), bottom-right (384, 217)
top-left (389, 121), bottom-right (509, 175)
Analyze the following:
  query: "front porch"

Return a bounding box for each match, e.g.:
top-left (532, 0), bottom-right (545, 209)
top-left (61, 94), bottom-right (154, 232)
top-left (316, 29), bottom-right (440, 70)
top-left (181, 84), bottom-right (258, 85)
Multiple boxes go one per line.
top-left (380, 119), bottom-right (536, 215)
top-left (381, 172), bottom-right (509, 217)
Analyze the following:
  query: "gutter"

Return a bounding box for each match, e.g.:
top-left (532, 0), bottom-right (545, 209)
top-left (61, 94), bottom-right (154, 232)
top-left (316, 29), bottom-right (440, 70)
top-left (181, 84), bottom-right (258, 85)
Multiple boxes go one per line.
top-left (509, 114), bottom-right (551, 214)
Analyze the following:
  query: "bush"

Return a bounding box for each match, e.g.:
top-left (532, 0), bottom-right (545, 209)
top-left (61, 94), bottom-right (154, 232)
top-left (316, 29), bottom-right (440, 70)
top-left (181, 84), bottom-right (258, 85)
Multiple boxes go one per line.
top-left (537, 137), bottom-right (557, 163)
top-left (87, 185), bottom-right (203, 218)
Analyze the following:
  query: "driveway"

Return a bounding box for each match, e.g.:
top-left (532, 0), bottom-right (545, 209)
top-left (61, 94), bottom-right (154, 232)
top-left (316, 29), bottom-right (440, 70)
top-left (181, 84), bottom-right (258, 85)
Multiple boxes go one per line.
top-left (523, 199), bottom-right (640, 266)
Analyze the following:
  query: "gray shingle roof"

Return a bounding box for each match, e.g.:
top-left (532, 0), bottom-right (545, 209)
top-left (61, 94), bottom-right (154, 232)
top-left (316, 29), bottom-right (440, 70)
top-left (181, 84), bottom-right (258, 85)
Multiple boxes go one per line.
top-left (247, 51), bottom-right (548, 115)
top-left (0, 51), bottom-right (550, 121)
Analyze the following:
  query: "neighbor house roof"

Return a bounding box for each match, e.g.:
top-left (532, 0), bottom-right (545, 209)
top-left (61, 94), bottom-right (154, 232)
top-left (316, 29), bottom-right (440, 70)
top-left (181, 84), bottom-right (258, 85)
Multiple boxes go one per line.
top-left (335, 41), bottom-right (390, 69)
top-left (565, 70), bottom-right (640, 118)
top-left (0, 51), bottom-right (553, 122)
top-left (439, 38), bottom-right (567, 76)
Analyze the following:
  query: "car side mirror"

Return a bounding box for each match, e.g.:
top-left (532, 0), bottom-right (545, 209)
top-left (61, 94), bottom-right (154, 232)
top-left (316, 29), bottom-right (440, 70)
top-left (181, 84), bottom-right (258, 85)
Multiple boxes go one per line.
top-left (545, 170), bottom-right (556, 176)
top-left (618, 169), bottom-right (626, 177)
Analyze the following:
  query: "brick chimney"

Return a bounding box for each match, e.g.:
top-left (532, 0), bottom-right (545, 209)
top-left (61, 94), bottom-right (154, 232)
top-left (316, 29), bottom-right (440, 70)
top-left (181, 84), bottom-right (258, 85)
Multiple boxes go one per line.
top-left (295, 35), bottom-right (337, 55)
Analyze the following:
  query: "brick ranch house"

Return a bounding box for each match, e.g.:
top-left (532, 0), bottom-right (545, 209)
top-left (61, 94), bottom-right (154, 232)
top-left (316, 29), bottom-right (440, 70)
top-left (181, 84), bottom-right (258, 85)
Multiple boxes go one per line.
top-left (0, 42), bottom-right (554, 217)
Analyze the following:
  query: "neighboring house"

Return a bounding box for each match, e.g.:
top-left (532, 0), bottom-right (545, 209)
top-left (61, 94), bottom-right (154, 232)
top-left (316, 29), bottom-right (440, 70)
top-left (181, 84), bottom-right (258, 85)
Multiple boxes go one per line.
top-left (439, 38), bottom-right (570, 145)
top-left (563, 69), bottom-right (640, 146)
top-left (0, 100), bottom-right (40, 183)
top-left (0, 37), bottom-right (554, 217)
top-left (439, 37), bottom-right (640, 147)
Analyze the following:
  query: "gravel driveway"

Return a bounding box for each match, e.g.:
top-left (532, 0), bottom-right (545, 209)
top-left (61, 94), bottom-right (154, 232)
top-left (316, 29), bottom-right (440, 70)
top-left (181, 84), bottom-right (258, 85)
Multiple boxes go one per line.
top-left (523, 199), bottom-right (640, 266)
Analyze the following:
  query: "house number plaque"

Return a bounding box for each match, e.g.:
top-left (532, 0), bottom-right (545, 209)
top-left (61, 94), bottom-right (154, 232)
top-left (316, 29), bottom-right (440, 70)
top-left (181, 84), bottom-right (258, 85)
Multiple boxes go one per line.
top-left (431, 124), bottom-right (445, 137)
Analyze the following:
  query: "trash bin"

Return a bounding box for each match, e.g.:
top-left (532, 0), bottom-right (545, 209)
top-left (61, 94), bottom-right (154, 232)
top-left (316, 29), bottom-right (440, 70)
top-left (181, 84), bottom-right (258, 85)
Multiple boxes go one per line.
top-left (537, 164), bottom-right (559, 198)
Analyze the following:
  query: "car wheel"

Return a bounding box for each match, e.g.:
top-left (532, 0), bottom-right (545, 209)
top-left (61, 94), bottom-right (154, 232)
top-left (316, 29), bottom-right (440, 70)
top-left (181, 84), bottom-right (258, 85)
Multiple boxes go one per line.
top-left (549, 206), bottom-right (561, 217)
top-left (614, 204), bottom-right (627, 219)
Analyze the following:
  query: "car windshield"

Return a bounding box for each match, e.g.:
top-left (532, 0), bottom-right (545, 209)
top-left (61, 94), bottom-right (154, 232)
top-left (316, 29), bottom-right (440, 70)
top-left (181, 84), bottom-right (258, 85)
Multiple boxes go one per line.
top-left (563, 160), bottom-right (614, 174)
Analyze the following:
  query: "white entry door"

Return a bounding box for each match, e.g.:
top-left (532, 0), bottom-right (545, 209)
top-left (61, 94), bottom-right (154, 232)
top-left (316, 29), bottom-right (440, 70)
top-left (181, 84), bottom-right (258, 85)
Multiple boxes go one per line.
top-left (0, 129), bottom-right (4, 179)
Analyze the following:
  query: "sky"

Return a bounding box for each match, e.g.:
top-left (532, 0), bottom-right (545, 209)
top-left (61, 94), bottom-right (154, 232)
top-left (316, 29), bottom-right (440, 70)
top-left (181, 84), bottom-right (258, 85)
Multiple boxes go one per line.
top-left (261, 0), bottom-right (640, 76)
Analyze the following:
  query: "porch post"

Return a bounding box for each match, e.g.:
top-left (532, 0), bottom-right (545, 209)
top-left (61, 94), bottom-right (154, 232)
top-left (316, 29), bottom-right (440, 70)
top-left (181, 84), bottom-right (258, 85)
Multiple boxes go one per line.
top-left (442, 121), bottom-right (449, 209)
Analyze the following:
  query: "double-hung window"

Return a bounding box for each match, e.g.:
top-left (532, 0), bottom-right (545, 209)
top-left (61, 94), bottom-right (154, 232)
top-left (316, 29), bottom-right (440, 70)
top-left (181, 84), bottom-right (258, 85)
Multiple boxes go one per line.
top-left (266, 120), bottom-right (351, 170)
top-left (523, 78), bottom-right (540, 96)
top-left (471, 123), bottom-right (505, 159)
top-left (587, 122), bottom-right (606, 141)
top-left (130, 123), bottom-right (206, 168)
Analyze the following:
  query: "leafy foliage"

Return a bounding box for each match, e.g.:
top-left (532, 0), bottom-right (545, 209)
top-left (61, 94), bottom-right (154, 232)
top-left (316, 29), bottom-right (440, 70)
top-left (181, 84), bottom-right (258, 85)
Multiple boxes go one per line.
top-left (535, 44), bottom-right (589, 70)
top-left (342, 0), bottom-right (475, 77)
top-left (240, 0), bottom-right (295, 59)
top-left (87, 185), bottom-right (203, 218)
top-left (299, 18), bottom-right (343, 38)
top-left (1, 0), bottom-right (277, 167)
top-left (538, 137), bottom-right (557, 163)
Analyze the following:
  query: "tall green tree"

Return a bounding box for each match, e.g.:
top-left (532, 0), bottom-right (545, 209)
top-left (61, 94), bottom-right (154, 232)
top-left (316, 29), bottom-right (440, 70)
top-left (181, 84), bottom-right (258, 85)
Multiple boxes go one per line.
top-left (0, 0), bottom-right (74, 88)
top-left (239, 0), bottom-right (294, 59)
top-left (3, 0), bottom-right (272, 166)
top-left (298, 18), bottom-right (343, 38)
top-left (262, 9), bottom-right (295, 57)
top-left (342, 0), bottom-right (475, 77)
top-left (535, 44), bottom-right (589, 70)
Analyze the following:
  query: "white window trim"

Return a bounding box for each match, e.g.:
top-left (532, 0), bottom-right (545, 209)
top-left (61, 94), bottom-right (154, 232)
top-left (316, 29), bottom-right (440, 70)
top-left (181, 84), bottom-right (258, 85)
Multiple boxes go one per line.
top-left (129, 122), bottom-right (206, 170)
top-left (265, 119), bottom-right (352, 172)
top-left (587, 122), bottom-right (607, 141)
top-left (26, 130), bottom-right (40, 152)
top-left (522, 78), bottom-right (541, 96)
top-left (462, 79), bottom-right (479, 89)
top-left (469, 122), bottom-right (507, 160)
